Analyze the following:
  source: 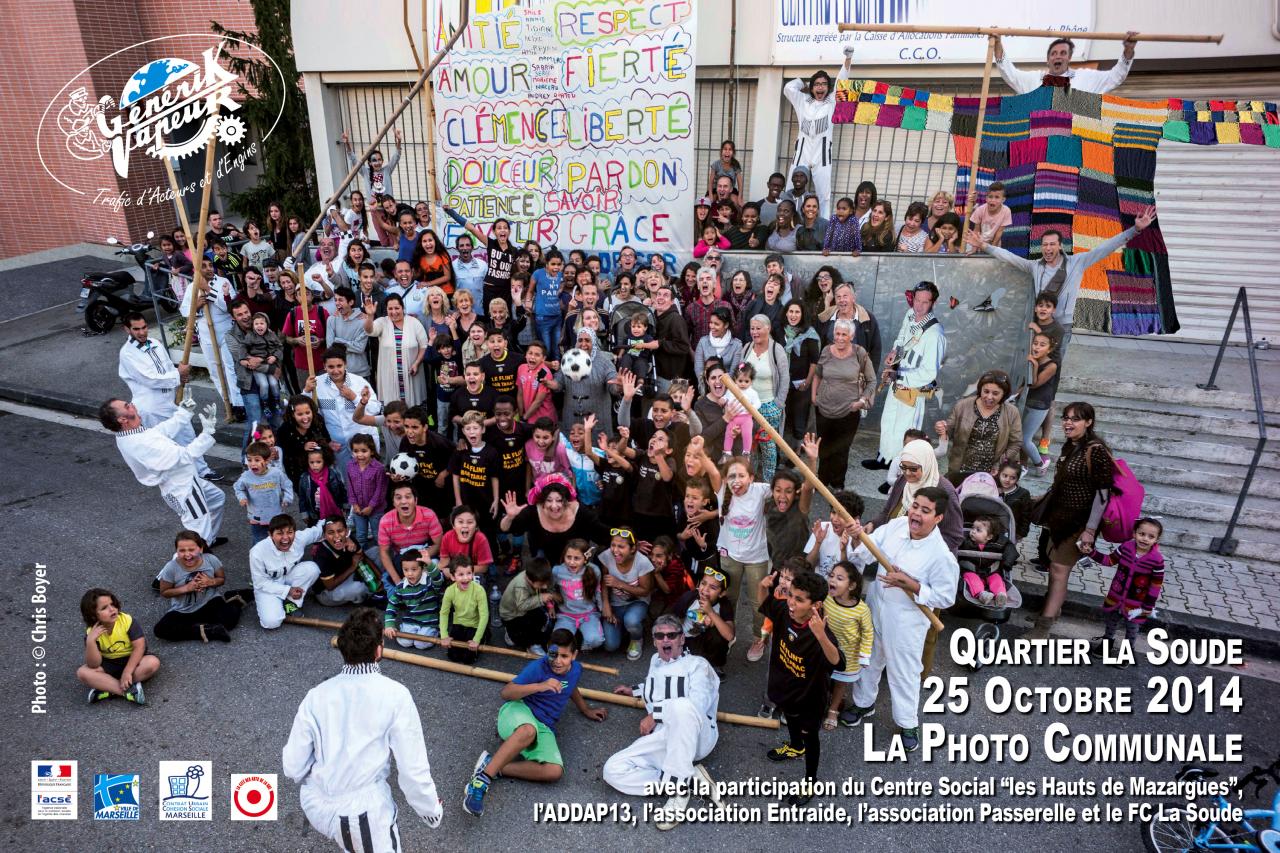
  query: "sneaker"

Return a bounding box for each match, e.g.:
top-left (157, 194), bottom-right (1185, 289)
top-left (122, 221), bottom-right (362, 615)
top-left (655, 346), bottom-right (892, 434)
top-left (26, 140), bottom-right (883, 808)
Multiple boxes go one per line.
top-left (232, 406), bottom-right (247, 422)
top-left (757, 701), bottom-right (777, 719)
top-left (786, 780), bottom-right (815, 807)
top-left (528, 644), bottom-right (546, 657)
top-left (87, 688), bottom-right (110, 705)
top-left (627, 639), bottom-right (643, 661)
top-left (203, 624), bottom-right (232, 643)
top-left (283, 600), bottom-right (300, 616)
top-left (472, 750), bottom-right (492, 780)
top-left (655, 792), bottom-right (689, 830)
top-left (207, 536), bottom-right (229, 550)
top-left (767, 744), bottom-right (805, 762)
top-left (503, 631), bottom-right (516, 647)
top-left (151, 577), bottom-right (162, 593)
top-left (462, 772), bottom-right (490, 817)
top-left (900, 727), bottom-right (920, 752)
top-left (201, 470), bottom-right (225, 482)
top-left (993, 592), bottom-right (1008, 608)
top-left (860, 457), bottom-right (889, 471)
top-left (1089, 635), bottom-right (1111, 653)
top-left (877, 482), bottom-right (891, 495)
top-left (839, 704), bottom-right (875, 728)
top-left (125, 683), bottom-right (146, 706)
top-left (977, 591), bottom-right (995, 605)
top-left (1037, 458), bottom-right (1053, 474)
top-left (746, 635), bottom-right (768, 662)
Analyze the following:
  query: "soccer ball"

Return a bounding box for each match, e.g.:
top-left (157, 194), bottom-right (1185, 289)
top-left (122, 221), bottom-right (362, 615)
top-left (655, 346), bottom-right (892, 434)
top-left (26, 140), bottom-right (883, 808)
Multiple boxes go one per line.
top-left (561, 348), bottom-right (592, 381)
top-left (388, 452), bottom-right (418, 478)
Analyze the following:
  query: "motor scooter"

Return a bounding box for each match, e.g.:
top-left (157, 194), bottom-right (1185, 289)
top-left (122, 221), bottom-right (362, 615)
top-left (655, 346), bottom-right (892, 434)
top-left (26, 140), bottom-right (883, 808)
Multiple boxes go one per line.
top-left (80, 233), bottom-right (181, 333)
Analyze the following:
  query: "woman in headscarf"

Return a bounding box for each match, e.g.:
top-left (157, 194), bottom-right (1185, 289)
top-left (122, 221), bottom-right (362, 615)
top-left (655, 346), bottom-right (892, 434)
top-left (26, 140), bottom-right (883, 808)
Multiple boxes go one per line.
top-left (865, 439), bottom-right (963, 553)
top-left (547, 326), bottom-right (620, 438)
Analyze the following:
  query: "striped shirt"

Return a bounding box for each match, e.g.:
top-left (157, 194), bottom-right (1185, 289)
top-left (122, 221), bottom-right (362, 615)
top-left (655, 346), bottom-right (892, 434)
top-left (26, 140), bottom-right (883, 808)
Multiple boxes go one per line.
top-left (824, 596), bottom-right (873, 674)
top-left (385, 567), bottom-right (446, 632)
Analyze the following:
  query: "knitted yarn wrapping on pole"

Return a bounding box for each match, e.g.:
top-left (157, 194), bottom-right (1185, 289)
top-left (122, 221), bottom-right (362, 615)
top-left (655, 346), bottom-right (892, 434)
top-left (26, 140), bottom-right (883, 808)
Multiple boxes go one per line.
top-left (832, 77), bottom-right (1280, 336)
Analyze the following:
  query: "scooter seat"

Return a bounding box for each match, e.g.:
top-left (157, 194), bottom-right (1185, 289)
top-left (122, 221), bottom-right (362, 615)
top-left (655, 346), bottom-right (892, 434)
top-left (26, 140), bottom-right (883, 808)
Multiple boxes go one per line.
top-left (84, 270), bottom-right (137, 284)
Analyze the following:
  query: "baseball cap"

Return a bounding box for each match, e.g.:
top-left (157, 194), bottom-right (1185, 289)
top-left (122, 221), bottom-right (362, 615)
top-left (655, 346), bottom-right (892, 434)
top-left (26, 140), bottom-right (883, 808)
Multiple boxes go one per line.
top-left (696, 197), bottom-right (712, 207)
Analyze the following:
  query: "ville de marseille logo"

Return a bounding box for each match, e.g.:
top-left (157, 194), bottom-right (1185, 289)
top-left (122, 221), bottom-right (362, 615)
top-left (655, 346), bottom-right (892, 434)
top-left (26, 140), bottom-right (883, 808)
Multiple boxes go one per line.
top-left (230, 773), bottom-right (278, 821)
top-left (159, 761), bottom-right (212, 821)
top-left (94, 773), bottom-right (141, 820)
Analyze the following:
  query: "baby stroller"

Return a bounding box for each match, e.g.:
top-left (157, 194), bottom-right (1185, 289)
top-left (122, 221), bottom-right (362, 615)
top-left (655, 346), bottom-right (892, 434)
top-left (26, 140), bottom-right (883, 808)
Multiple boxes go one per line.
top-left (951, 476), bottom-right (1023, 669)
top-left (609, 302), bottom-right (659, 396)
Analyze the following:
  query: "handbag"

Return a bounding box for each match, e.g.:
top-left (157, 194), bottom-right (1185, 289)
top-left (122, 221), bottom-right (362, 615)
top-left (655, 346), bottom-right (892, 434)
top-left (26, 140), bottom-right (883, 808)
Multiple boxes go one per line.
top-left (1028, 490), bottom-right (1051, 526)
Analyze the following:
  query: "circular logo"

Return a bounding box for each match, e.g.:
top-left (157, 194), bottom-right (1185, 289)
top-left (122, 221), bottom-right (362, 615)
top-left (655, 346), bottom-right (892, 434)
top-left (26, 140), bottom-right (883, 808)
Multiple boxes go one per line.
top-left (232, 776), bottom-right (275, 818)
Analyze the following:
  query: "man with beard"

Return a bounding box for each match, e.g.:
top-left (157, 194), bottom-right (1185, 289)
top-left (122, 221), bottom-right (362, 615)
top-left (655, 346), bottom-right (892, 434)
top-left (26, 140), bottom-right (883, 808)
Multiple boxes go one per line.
top-left (603, 614), bottom-right (721, 829)
top-left (842, 487), bottom-right (958, 753)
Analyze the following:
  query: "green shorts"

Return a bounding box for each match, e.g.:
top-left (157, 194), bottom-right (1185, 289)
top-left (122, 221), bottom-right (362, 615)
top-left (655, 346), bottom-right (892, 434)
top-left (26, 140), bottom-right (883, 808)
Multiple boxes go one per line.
top-left (496, 700), bottom-right (562, 767)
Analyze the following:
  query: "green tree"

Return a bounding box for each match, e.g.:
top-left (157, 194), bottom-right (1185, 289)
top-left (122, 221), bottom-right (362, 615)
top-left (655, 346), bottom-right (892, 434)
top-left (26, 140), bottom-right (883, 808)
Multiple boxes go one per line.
top-left (212, 0), bottom-right (317, 224)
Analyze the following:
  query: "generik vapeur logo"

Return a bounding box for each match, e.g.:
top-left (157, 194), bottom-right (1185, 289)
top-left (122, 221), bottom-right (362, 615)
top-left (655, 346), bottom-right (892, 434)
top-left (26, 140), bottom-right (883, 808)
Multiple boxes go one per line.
top-left (159, 761), bottom-right (212, 821)
top-left (37, 33), bottom-right (285, 204)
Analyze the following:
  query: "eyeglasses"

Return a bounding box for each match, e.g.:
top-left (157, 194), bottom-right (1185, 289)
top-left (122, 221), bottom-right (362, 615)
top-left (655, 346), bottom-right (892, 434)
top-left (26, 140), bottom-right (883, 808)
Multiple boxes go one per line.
top-left (899, 463), bottom-right (921, 473)
top-left (1061, 415), bottom-right (1086, 422)
top-left (610, 528), bottom-right (635, 542)
top-left (652, 630), bottom-right (682, 640)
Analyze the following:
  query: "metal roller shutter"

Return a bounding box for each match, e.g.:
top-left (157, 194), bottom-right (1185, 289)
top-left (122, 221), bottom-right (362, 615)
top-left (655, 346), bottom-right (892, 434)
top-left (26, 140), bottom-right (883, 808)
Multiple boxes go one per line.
top-left (1114, 71), bottom-right (1280, 344)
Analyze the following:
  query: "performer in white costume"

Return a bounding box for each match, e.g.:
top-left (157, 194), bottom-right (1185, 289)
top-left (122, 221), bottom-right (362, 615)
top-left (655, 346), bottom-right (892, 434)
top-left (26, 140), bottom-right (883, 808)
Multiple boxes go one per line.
top-left (844, 486), bottom-right (958, 753)
top-left (782, 47), bottom-right (853, 219)
top-left (102, 396), bottom-right (225, 545)
top-left (117, 312), bottom-right (215, 479)
top-left (994, 32), bottom-right (1137, 95)
top-left (872, 281), bottom-right (945, 468)
top-left (284, 608), bottom-right (444, 853)
top-left (248, 514), bottom-right (325, 630)
top-left (603, 614), bottom-right (720, 830)
top-left (178, 256), bottom-right (243, 408)
top-left (306, 344), bottom-right (382, 480)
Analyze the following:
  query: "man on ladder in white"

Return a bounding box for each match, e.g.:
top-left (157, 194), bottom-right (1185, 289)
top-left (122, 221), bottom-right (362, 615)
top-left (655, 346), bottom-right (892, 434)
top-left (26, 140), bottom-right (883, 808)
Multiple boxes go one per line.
top-left (117, 310), bottom-right (218, 481)
top-left (100, 394), bottom-right (226, 548)
top-left (994, 31), bottom-right (1138, 95)
top-left (783, 47), bottom-right (854, 219)
top-left (284, 608), bottom-right (444, 852)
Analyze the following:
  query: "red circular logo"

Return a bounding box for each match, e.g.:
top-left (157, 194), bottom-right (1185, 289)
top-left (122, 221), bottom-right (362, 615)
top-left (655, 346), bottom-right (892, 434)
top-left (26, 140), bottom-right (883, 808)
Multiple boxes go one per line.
top-left (233, 777), bottom-right (275, 818)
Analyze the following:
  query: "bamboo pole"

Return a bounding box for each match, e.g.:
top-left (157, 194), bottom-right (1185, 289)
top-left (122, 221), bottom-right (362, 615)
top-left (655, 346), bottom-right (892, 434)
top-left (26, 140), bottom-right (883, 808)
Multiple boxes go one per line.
top-left (421, 0), bottom-right (442, 205)
top-left (288, 0), bottom-right (470, 273)
top-left (330, 636), bottom-right (780, 730)
top-left (296, 263), bottom-right (317, 391)
top-left (286, 615), bottom-right (619, 675)
top-left (721, 381), bottom-right (945, 632)
top-left (959, 35), bottom-right (997, 247)
top-left (173, 129), bottom-right (225, 413)
top-left (837, 23), bottom-right (1222, 43)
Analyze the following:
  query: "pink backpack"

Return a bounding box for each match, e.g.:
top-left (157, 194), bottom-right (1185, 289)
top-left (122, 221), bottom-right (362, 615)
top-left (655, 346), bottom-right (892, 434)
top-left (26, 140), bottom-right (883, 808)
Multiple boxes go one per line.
top-left (1098, 457), bottom-right (1145, 543)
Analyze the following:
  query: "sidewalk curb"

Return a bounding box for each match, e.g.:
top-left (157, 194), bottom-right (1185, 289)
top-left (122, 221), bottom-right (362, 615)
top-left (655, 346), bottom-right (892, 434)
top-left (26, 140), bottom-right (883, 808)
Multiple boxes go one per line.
top-left (0, 381), bottom-right (245, 447)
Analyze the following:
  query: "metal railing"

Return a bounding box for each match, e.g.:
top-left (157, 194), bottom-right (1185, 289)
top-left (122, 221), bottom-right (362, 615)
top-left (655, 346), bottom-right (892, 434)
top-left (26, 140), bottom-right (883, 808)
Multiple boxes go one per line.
top-left (1196, 287), bottom-right (1269, 556)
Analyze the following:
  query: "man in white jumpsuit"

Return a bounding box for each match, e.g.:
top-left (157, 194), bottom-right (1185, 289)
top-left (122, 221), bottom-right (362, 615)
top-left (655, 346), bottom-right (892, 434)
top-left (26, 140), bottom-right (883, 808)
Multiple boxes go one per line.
top-left (306, 344), bottom-right (382, 480)
top-left (117, 312), bottom-right (216, 480)
top-left (178, 257), bottom-right (243, 410)
top-left (782, 48), bottom-right (853, 219)
top-left (248, 514), bottom-right (325, 630)
top-left (603, 614), bottom-right (720, 830)
top-left (995, 32), bottom-right (1137, 95)
top-left (284, 608), bottom-right (444, 852)
top-left (102, 396), bottom-right (225, 546)
top-left (845, 486), bottom-right (958, 752)
top-left (870, 281), bottom-right (945, 468)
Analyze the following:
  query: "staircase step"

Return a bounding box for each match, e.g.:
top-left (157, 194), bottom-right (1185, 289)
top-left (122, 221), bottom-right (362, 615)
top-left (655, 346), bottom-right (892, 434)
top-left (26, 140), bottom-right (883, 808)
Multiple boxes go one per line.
top-left (1050, 393), bottom-right (1277, 441)
top-left (1058, 377), bottom-right (1280, 416)
top-left (1115, 454), bottom-right (1280, 502)
top-left (1087, 432), bottom-right (1280, 471)
top-left (1138, 487), bottom-right (1280, 531)
top-left (1151, 518), bottom-right (1280, 566)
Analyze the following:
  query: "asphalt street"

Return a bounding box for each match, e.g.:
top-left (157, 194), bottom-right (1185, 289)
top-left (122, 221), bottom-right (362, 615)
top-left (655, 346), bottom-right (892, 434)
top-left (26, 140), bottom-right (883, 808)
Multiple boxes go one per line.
top-left (2, 408), bottom-right (1279, 851)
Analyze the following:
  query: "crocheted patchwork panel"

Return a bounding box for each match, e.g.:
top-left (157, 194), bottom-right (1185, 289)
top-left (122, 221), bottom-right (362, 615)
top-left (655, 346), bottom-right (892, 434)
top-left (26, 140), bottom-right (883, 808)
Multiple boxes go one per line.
top-left (831, 79), bottom-right (1280, 335)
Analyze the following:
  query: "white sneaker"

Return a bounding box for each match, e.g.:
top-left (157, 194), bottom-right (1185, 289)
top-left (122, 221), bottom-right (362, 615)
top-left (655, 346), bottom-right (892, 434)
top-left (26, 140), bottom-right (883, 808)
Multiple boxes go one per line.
top-left (627, 639), bottom-right (643, 661)
top-left (655, 792), bottom-right (689, 830)
top-left (528, 644), bottom-right (546, 656)
top-left (978, 591), bottom-right (995, 605)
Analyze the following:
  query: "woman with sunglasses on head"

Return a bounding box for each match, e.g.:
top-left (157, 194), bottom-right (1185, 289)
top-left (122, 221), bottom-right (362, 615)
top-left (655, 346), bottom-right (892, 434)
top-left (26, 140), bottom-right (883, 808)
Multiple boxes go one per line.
top-left (598, 526), bottom-right (656, 660)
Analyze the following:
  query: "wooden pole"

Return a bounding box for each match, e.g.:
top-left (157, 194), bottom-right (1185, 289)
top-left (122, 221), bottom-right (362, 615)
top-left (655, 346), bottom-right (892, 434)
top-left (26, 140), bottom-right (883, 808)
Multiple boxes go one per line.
top-left (959, 35), bottom-right (997, 248)
top-left (173, 129), bottom-right (223, 409)
top-left (721, 381), bottom-right (945, 632)
top-left (837, 23), bottom-right (1222, 43)
top-left (421, 0), bottom-right (442, 205)
top-left (289, 0), bottom-right (470, 272)
top-left (330, 637), bottom-right (780, 730)
top-left (296, 264), bottom-right (317, 392)
top-left (286, 615), bottom-right (619, 675)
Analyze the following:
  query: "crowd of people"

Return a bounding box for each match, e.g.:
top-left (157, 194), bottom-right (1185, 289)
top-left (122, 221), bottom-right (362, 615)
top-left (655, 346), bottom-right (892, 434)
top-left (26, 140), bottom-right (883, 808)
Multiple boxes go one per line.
top-left (87, 34), bottom-right (1171, 844)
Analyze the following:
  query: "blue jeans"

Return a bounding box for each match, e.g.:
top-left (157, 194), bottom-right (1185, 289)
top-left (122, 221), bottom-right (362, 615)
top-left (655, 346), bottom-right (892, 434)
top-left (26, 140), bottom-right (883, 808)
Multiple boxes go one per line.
top-left (603, 599), bottom-right (648, 651)
top-left (1022, 406), bottom-right (1051, 465)
top-left (554, 613), bottom-right (605, 649)
top-left (249, 523), bottom-right (270, 545)
top-left (239, 389), bottom-right (267, 452)
top-left (350, 510), bottom-right (383, 551)
top-left (535, 314), bottom-right (562, 361)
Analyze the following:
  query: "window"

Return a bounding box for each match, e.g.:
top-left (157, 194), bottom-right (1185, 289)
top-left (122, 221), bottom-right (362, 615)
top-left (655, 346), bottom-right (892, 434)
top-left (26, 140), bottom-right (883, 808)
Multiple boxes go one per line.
top-left (695, 78), bottom-right (758, 198)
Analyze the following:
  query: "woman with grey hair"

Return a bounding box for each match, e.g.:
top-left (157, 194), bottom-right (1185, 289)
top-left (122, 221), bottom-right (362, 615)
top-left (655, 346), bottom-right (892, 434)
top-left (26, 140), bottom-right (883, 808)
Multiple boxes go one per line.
top-left (810, 318), bottom-right (876, 485)
top-left (741, 314), bottom-right (790, 480)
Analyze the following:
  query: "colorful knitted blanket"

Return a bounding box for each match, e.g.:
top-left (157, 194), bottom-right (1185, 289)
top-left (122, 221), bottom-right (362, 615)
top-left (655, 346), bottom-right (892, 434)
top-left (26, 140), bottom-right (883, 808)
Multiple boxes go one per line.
top-left (834, 78), bottom-right (1280, 335)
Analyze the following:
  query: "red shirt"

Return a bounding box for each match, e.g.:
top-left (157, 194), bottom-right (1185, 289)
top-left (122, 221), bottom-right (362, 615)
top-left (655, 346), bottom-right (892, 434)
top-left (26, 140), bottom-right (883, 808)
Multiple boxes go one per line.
top-left (377, 506), bottom-right (443, 553)
top-left (438, 530), bottom-right (494, 566)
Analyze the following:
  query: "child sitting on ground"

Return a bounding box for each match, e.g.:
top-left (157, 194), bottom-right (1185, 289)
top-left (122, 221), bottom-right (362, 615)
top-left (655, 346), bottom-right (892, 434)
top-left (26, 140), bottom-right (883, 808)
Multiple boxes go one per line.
top-left (958, 516), bottom-right (1018, 607)
top-left (647, 535), bottom-right (692, 620)
top-left (296, 447), bottom-right (348, 526)
top-left (440, 555), bottom-right (489, 663)
top-left (552, 539), bottom-right (606, 651)
top-left (235, 440), bottom-right (294, 544)
top-left (1091, 518), bottom-right (1166, 655)
top-left (383, 548), bottom-right (447, 648)
top-left (669, 566), bottom-right (735, 673)
top-left (824, 561), bottom-right (873, 730)
top-left (312, 515), bottom-right (381, 607)
top-left (499, 557), bottom-right (557, 654)
top-left (78, 587), bottom-right (160, 706)
top-left (758, 570), bottom-right (844, 805)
